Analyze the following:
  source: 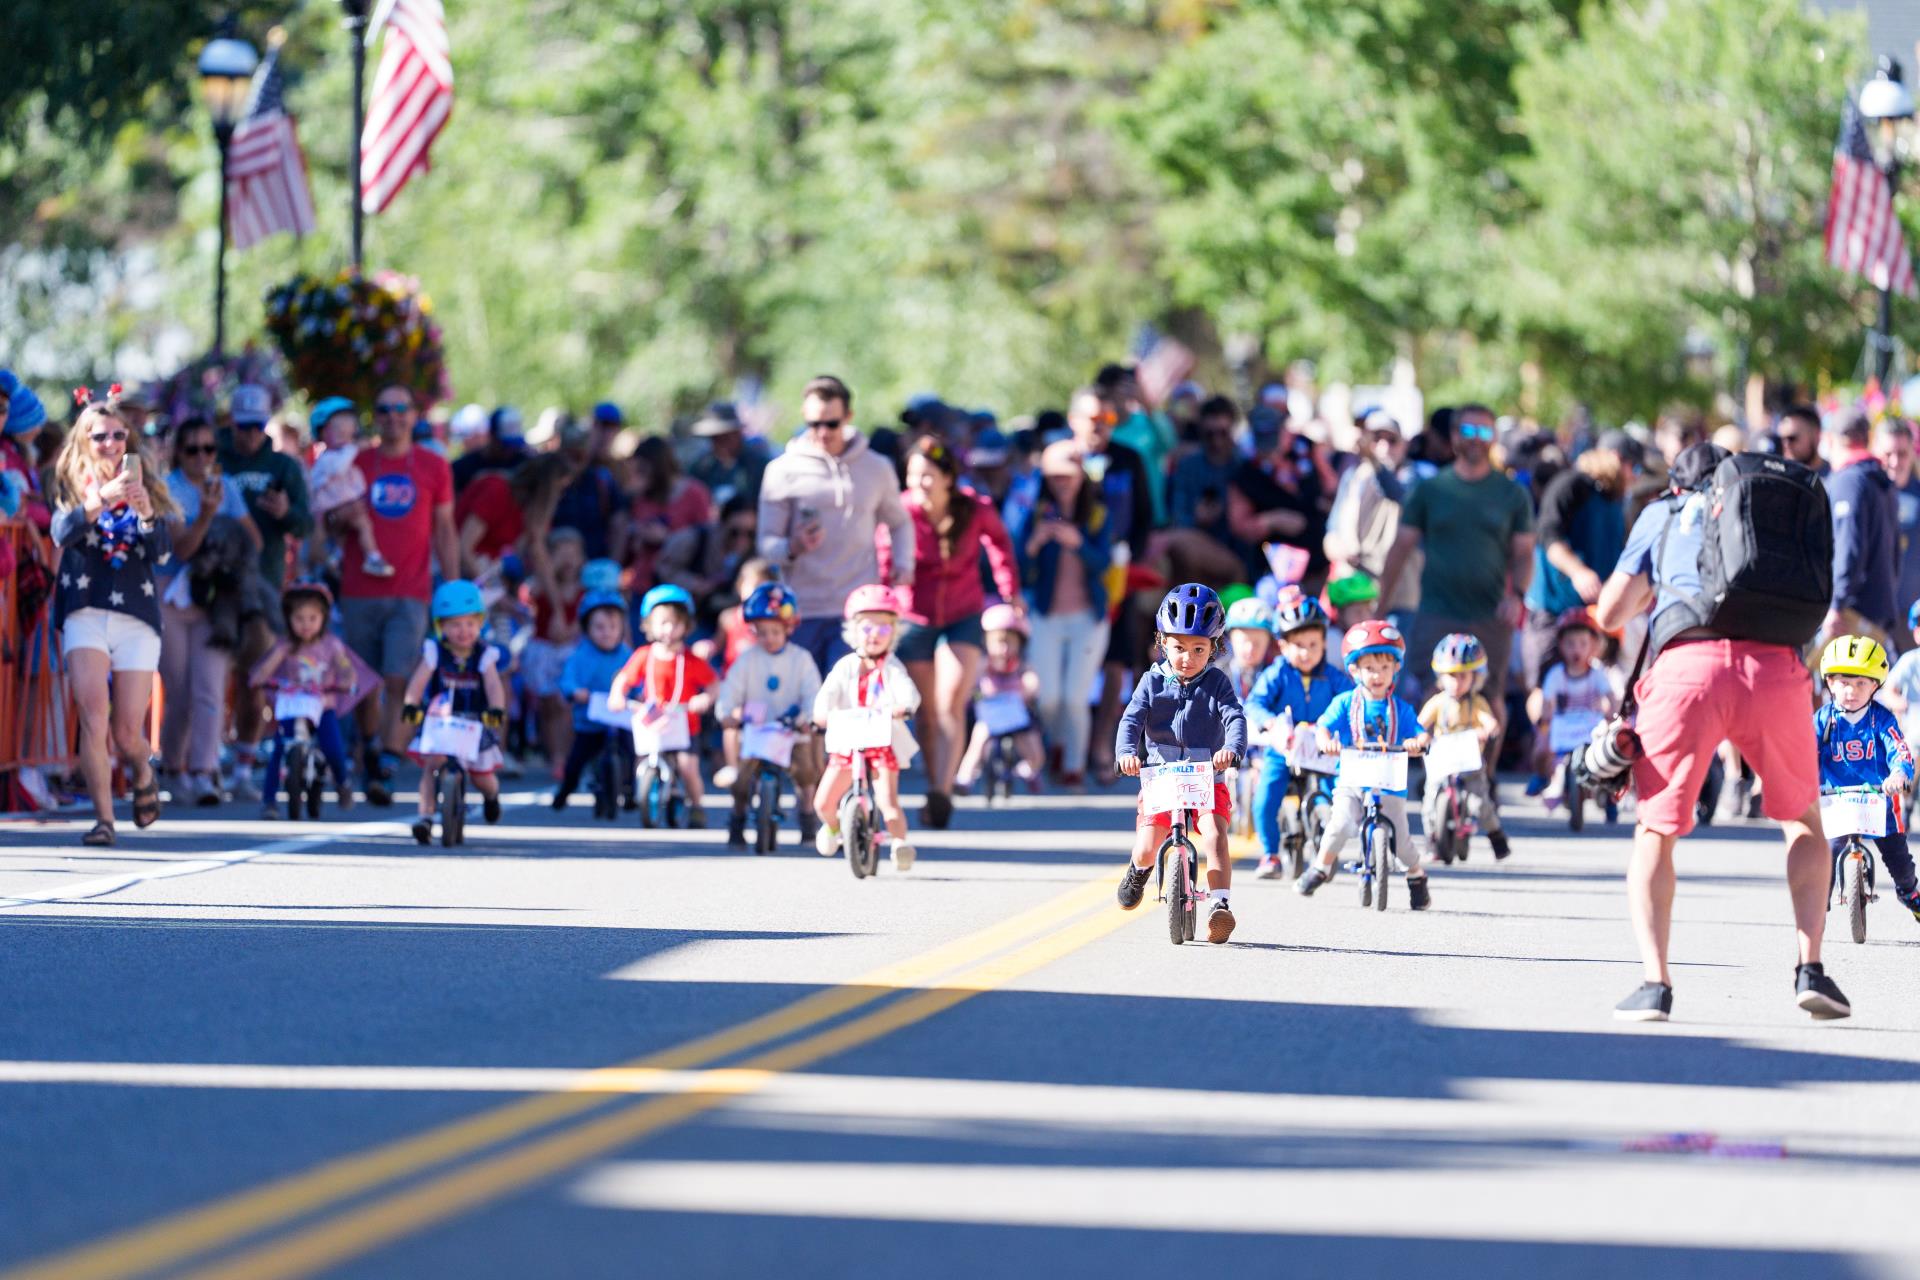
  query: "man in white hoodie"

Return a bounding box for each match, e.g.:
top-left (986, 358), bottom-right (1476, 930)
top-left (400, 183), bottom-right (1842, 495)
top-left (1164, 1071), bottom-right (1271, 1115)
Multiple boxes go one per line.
top-left (758, 375), bottom-right (916, 670)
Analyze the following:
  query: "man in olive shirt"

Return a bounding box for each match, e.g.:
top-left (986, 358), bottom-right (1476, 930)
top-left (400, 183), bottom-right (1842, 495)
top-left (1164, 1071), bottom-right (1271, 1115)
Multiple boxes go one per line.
top-left (1380, 403), bottom-right (1535, 749)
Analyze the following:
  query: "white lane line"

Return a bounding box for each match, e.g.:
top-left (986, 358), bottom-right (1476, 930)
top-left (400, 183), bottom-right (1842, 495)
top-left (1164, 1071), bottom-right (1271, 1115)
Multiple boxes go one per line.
top-left (569, 1160), bottom-right (1907, 1251)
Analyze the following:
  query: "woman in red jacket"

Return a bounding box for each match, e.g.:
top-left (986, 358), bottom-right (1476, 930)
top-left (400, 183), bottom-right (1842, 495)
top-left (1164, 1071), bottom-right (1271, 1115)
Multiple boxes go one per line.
top-left (900, 438), bottom-right (1021, 828)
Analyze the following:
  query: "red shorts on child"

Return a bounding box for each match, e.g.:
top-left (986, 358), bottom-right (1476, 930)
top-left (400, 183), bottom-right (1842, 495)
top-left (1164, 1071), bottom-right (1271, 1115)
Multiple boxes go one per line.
top-left (829, 747), bottom-right (898, 772)
top-left (1138, 781), bottom-right (1232, 830)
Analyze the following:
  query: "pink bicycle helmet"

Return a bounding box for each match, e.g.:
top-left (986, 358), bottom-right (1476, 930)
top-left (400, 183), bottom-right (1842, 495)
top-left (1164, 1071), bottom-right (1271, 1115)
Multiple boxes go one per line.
top-left (843, 583), bottom-right (902, 620)
top-left (981, 602), bottom-right (1028, 637)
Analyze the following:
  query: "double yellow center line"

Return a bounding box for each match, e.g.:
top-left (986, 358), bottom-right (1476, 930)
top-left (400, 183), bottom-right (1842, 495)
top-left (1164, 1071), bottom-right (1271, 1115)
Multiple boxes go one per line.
top-left (10, 871), bottom-right (1147, 1280)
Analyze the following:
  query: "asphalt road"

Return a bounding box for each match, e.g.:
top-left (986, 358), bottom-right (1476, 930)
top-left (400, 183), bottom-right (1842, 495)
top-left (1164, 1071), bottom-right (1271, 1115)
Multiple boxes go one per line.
top-left (3, 769), bottom-right (1918, 1280)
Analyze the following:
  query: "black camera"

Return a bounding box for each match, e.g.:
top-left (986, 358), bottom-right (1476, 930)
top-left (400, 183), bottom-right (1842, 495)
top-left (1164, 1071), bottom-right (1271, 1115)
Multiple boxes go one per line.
top-left (1572, 718), bottom-right (1642, 801)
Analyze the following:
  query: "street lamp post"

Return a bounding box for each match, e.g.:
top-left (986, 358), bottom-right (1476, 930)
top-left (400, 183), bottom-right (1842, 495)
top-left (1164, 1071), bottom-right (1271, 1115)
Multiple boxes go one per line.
top-left (1860, 57), bottom-right (1916, 385)
top-left (340, 0), bottom-right (372, 272)
top-left (197, 33), bottom-right (259, 356)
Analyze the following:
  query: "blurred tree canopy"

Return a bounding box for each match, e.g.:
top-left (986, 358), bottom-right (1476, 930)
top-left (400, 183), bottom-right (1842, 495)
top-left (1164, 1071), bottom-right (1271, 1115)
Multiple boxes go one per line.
top-left (0, 0), bottom-right (1887, 426)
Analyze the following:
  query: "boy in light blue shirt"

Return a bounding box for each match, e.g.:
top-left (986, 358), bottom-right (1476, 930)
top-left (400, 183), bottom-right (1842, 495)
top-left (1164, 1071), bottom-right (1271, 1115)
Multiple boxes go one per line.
top-left (553, 591), bottom-right (635, 818)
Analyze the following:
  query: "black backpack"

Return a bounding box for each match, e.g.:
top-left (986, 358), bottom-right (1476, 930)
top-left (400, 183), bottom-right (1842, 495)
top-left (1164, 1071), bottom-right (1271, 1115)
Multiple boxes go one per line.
top-left (1652, 453), bottom-right (1831, 654)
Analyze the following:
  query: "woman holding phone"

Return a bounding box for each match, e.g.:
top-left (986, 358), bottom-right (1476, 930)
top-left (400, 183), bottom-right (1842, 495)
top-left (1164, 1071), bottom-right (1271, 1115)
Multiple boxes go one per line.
top-left (50, 388), bottom-right (180, 845)
top-left (157, 417), bottom-right (262, 804)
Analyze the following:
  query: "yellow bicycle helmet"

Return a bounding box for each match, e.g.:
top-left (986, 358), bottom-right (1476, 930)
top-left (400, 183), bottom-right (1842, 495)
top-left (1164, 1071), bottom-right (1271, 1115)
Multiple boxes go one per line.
top-left (1819, 635), bottom-right (1891, 683)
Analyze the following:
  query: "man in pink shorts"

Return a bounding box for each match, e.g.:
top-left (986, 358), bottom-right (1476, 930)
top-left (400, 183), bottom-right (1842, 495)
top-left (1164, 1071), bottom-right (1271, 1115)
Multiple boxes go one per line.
top-left (1596, 443), bottom-right (1849, 1024)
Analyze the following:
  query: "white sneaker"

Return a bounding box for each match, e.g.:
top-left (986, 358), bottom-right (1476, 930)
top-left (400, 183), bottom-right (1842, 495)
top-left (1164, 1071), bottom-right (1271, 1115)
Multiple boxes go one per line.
top-left (363, 552), bottom-right (397, 578)
top-left (891, 841), bottom-right (916, 872)
top-left (228, 769), bottom-right (260, 803)
top-left (815, 824), bottom-right (841, 857)
top-left (712, 765), bottom-right (739, 790)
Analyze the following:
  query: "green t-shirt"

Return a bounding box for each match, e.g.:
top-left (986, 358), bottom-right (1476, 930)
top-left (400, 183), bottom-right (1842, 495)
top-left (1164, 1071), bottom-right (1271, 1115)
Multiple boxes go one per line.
top-left (1401, 466), bottom-right (1533, 621)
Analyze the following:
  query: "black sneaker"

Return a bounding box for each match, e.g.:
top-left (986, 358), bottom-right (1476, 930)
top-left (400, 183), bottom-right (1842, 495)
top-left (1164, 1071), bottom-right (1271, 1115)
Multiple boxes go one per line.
top-left (411, 817), bottom-right (432, 845)
top-left (1294, 865), bottom-right (1331, 897)
top-left (727, 812), bottom-right (748, 848)
top-left (483, 794), bottom-right (501, 824)
top-left (1207, 899), bottom-right (1236, 943)
top-left (1489, 831), bottom-right (1511, 861)
top-left (1407, 876), bottom-right (1431, 911)
top-left (366, 778), bottom-right (393, 808)
top-left (1899, 885), bottom-right (1920, 923)
top-left (1614, 982), bottom-right (1673, 1022)
top-left (1116, 864), bottom-right (1151, 910)
top-left (798, 811), bottom-right (820, 846)
top-left (551, 793), bottom-right (568, 812)
top-left (924, 791), bottom-right (952, 830)
top-left (687, 805), bottom-right (708, 830)
top-left (1795, 963), bottom-right (1851, 1020)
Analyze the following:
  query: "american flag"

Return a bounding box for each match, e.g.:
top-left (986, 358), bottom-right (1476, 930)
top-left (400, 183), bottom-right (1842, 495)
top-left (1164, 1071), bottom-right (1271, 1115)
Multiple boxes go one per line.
top-left (360, 0), bottom-right (454, 215)
top-left (225, 38), bottom-right (316, 251)
top-left (1825, 95), bottom-right (1916, 297)
top-left (1131, 324), bottom-right (1197, 408)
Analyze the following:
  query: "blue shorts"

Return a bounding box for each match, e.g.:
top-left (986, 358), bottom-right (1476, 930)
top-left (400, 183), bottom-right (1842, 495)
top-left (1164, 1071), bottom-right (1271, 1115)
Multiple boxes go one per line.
top-left (897, 611), bottom-right (986, 665)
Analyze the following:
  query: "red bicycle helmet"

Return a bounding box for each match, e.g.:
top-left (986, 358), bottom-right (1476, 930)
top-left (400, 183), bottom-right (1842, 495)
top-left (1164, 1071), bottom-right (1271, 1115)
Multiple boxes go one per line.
top-left (1343, 618), bottom-right (1406, 669)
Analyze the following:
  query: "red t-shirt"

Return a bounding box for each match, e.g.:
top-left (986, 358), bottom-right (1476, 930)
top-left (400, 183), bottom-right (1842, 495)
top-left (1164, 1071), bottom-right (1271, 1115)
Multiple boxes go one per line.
top-left (342, 445), bottom-right (453, 599)
top-left (455, 473), bottom-right (525, 563)
top-left (611, 644), bottom-right (718, 736)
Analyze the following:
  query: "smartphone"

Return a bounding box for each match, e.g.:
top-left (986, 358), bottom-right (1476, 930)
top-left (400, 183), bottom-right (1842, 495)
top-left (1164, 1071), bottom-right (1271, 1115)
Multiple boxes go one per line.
top-left (121, 456), bottom-right (141, 484)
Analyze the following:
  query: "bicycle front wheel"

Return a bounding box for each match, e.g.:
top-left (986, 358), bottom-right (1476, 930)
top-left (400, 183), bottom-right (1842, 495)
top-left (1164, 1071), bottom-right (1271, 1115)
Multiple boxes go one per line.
top-left (1166, 837), bottom-right (1192, 946)
top-left (1848, 850), bottom-right (1868, 944)
top-left (1370, 824), bottom-right (1391, 912)
top-left (755, 768), bottom-right (780, 854)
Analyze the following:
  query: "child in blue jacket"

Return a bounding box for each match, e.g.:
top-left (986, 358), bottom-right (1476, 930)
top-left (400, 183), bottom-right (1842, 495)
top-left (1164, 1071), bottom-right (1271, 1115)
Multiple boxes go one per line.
top-left (1245, 597), bottom-right (1353, 878)
top-left (1115, 584), bottom-right (1248, 943)
top-left (553, 591), bottom-right (636, 818)
top-left (1816, 635), bottom-right (1920, 921)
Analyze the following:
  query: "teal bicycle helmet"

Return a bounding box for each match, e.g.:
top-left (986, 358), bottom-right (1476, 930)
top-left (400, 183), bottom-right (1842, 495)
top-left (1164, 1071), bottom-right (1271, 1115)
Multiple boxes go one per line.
top-left (431, 579), bottom-right (485, 620)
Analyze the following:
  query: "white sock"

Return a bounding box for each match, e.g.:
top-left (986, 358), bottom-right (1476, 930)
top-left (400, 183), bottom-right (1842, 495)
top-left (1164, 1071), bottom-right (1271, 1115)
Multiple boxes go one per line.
top-left (1213, 889), bottom-right (1230, 906)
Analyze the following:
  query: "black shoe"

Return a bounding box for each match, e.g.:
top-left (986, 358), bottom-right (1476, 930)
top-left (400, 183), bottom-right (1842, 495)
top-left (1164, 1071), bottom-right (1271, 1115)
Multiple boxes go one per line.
top-left (1614, 982), bottom-right (1673, 1022)
top-left (483, 794), bottom-right (501, 824)
top-left (1407, 876), bottom-right (1431, 911)
top-left (798, 811), bottom-right (820, 846)
top-left (411, 817), bottom-right (432, 845)
top-left (1489, 831), bottom-right (1511, 861)
top-left (551, 793), bottom-right (568, 812)
top-left (1116, 864), bottom-right (1151, 910)
top-left (366, 778), bottom-right (393, 808)
top-left (687, 805), bottom-right (707, 830)
top-left (924, 791), bottom-right (952, 830)
top-left (1294, 865), bottom-right (1331, 897)
top-left (1795, 963), bottom-right (1851, 1020)
top-left (727, 813), bottom-right (748, 847)
top-left (594, 794), bottom-right (616, 821)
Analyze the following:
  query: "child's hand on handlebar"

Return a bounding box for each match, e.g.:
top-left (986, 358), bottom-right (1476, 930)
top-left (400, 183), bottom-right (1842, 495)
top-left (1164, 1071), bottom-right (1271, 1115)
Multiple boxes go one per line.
top-left (892, 706), bottom-right (912, 719)
top-left (1885, 774), bottom-right (1908, 798)
top-left (1315, 727), bottom-right (1339, 755)
top-left (573, 690), bottom-right (590, 705)
top-left (1117, 754), bottom-right (1141, 777)
top-left (1407, 733), bottom-right (1431, 757)
top-left (1211, 749), bottom-right (1238, 770)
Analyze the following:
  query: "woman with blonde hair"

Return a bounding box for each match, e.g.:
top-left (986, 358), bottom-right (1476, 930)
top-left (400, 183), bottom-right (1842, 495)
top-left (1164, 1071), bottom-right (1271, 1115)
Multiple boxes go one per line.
top-left (50, 387), bottom-right (179, 845)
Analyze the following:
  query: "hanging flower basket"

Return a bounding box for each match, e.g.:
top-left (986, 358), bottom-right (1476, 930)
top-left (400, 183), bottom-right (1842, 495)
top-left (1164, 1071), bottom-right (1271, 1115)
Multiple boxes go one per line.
top-left (140, 347), bottom-right (291, 430)
top-left (264, 269), bottom-right (451, 410)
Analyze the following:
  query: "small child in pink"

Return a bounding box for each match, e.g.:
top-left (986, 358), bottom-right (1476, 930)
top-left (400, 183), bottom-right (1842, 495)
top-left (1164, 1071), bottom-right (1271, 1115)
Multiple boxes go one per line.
top-left (955, 603), bottom-right (1044, 793)
top-left (307, 397), bottom-right (394, 577)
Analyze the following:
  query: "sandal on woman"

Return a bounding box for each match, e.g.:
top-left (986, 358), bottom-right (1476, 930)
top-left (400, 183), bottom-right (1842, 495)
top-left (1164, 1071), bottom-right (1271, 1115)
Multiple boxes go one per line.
top-left (132, 772), bottom-right (162, 829)
top-left (81, 821), bottom-right (115, 847)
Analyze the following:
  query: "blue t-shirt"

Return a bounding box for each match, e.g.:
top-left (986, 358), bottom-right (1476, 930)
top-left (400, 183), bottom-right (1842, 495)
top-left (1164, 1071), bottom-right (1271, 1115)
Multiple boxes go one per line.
top-left (1318, 689), bottom-right (1422, 796)
top-left (559, 639), bottom-right (636, 731)
top-left (1814, 701), bottom-right (1913, 791)
top-left (1888, 649), bottom-right (1920, 715)
top-left (159, 470), bottom-right (250, 582)
top-left (1615, 493), bottom-right (1707, 634)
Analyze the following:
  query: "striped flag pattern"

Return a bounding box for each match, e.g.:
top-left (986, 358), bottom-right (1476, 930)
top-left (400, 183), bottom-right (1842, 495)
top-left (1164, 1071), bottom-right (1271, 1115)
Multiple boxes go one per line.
top-left (1825, 95), bottom-right (1916, 298)
top-left (226, 40), bottom-right (316, 251)
top-left (360, 0), bottom-right (454, 215)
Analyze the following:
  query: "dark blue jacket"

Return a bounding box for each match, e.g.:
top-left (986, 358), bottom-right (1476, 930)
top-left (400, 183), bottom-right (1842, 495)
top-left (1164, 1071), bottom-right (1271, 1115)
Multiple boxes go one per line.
top-left (1245, 659), bottom-right (1354, 749)
top-left (1008, 496), bottom-right (1112, 618)
top-left (1829, 458), bottom-right (1900, 632)
top-left (1117, 662), bottom-right (1249, 766)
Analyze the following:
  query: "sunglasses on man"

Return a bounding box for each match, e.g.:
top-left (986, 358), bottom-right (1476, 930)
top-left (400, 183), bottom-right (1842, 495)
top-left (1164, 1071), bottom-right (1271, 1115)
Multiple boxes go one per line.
top-left (373, 401), bottom-right (413, 416)
top-left (1456, 423), bottom-right (1495, 443)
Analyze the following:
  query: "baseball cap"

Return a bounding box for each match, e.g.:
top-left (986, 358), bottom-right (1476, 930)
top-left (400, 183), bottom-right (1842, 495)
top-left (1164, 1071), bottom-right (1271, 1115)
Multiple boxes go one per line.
top-left (451, 403), bottom-right (488, 440)
top-left (1249, 406), bottom-right (1285, 447)
top-left (691, 404), bottom-right (742, 437)
top-left (230, 383), bottom-right (272, 426)
top-left (1360, 409), bottom-right (1401, 437)
top-left (560, 417), bottom-right (594, 449)
top-left (592, 401), bottom-right (623, 427)
top-left (1595, 429), bottom-right (1645, 468)
top-left (489, 406), bottom-right (524, 440)
top-left (966, 428), bottom-right (1010, 469)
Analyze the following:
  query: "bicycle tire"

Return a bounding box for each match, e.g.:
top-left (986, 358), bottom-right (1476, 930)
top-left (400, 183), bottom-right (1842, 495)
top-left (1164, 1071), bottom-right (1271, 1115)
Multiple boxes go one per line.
top-left (666, 793), bottom-right (686, 830)
top-left (1302, 796), bottom-right (1327, 879)
top-left (1371, 823), bottom-right (1391, 912)
top-left (440, 767), bottom-right (462, 848)
top-left (843, 792), bottom-right (875, 879)
top-left (1357, 816), bottom-right (1373, 908)
top-left (279, 742), bottom-right (305, 820)
top-left (981, 740), bottom-right (1000, 808)
top-left (1183, 841), bottom-right (1199, 941)
top-left (1166, 836), bottom-right (1190, 946)
top-left (1566, 756), bottom-right (1585, 833)
top-left (641, 770), bottom-right (662, 829)
top-left (756, 768), bottom-right (780, 855)
top-left (1848, 849), bottom-right (1868, 944)
top-left (306, 774), bottom-right (324, 821)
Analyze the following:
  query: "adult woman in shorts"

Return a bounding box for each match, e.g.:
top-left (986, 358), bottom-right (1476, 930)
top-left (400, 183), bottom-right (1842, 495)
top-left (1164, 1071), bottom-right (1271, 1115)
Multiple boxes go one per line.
top-left (899, 438), bottom-right (1020, 827)
top-left (1595, 443), bottom-right (1849, 1023)
top-left (50, 389), bottom-right (178, 845)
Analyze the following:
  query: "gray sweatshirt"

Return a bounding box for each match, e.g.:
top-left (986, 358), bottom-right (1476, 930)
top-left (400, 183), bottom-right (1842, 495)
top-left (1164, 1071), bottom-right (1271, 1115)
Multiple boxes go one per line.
top-left (756, 426), bottom-right (915, 619)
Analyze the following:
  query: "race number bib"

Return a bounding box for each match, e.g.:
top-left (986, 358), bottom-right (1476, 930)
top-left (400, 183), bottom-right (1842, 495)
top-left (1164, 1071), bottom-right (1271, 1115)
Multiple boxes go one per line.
top-left (420, 714), bottom-right (483, 763)
top-left (1338, 749), bottom-right (1407, 791)
top-left (631, 705), bottom-right (692, 756)
top-left (742, 724), bottom-right (796, 768)
top-left (1426, 731), bottom-right (1483, 779)
top-left (1286, 723), bottom-right (1341, 776)
top-left (826, 707), bottom-right (892, 755)
top-left (975, 692), bottom-right (1031, 737)
top-left (1549, 709), bottom-right (1603, 756)
top-left (1821, 790), bottom-right (1888, 839)
top-left (1142, 762), bottom-right (1215, 813)
top-left (273, 691), bottom-right (325, 724)
top-left (586, 692), bottom-right (630, 729)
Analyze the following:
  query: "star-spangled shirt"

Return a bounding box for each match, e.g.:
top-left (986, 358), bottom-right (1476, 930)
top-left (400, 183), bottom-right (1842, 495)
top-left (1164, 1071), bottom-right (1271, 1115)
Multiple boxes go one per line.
top-left (52, 502), bottom-right (172, 635)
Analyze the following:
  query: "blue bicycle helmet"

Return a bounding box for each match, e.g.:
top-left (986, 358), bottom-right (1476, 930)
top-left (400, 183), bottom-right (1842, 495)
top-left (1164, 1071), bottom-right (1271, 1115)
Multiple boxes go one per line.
top-left (1273, 596), bottom-right (1328, 636)
top-left (744, 582), bottom-right (800, 625)
top-left (1224, 598), bottom-right (1275, 633)
top-left (1909, 598), bottom-right (1920, 632)
top-left (640, 583), bottom-right (695, 618)
top-left (579, 589), bottom-right (627, 623)
top-left (1156, 583), bottom-right (1225, 638)
top-left (1431, 632), bottom-right (1487, 675)
top-left (430, 579), bottom-right (485, 620)
top-left (582, 557), bottom-right (622, 593)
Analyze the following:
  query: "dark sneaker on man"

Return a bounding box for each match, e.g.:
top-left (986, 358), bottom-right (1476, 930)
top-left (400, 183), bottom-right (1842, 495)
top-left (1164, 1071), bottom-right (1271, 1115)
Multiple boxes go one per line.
top-left (1407, 876), bottom-right (1432, 911)
top-left (1294, 865), bottom-right (1331, 897)
top-left (1795, 963), bottom-right (1851, 1020)
top-left (366, 777), bottom-right (392, 807)
top-left (411, 817), bottom-right (432, 845)
top-left (551, 793), bottom-right (569, 812)
top-left (687, 805), bottom-right (707, 830)
top-left (483, 794), bottom-right (501, 824)
top-left (1614, 982), bottom-right (1673, 1022)
top-left (727, 812), bottom-right (748, 848)
top-left (798, 811), bottom-right (820, 846)
top-left (1489, 830), bottom-right (1511, 861)
top-left (1207, 899), bottom-right (1236, 943)
top-left (1116, 864), bottom-right (1152, 910)
top-left (1255, 854), bottom-right (1283, 879)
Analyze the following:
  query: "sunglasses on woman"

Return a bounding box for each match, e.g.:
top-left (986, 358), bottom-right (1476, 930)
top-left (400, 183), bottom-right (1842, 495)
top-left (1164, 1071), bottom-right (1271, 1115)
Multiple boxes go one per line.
top-left (90, 431), bottom-right (129, 445)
